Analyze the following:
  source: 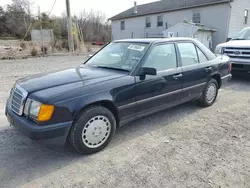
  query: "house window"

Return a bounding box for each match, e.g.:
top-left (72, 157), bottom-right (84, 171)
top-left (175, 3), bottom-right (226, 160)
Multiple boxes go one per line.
top-left (145, 17), bottom-right (151, 28)
top-left (157, 15), bottom-right (163, 27)
top-left (244, 9), bottom-right (249, 24)
top-left (192, 12), bottom-right (201, 24)
top-left (121, 21), bottom-right (125, 30)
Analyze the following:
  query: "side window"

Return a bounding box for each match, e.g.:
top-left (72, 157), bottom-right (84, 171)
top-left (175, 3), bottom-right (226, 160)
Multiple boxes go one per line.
top-left (196, 47), bottom-right (208, 63)
top-left (177, 43), bottom-right (198, 66)
top-left (144, 44), bottom-right (177, 71)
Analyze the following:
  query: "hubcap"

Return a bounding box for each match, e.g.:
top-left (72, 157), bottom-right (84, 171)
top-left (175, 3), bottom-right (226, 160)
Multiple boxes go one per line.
top-left (206, 83), bottom-right (217, 103)
top-left (82, 116), bottom-right (111, 148)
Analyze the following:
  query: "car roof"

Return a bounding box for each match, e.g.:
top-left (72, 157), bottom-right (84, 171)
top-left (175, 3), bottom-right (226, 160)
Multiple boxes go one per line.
top-left (113, 37), bottom-right (197, 44)
top-left (113, 37), bottom-right (216, 61)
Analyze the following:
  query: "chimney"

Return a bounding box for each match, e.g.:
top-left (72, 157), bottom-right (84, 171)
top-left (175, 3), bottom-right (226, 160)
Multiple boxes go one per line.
top-left (134, 1), bottom-right (138, 14)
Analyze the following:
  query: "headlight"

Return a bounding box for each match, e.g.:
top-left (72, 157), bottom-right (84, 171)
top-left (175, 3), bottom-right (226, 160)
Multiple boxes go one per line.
top-left (214, 46), bottom-right (223, 55)
top-left (30, 100), bottom-right (42, 118)
top-left (24, 98), bottom-right (54, 122)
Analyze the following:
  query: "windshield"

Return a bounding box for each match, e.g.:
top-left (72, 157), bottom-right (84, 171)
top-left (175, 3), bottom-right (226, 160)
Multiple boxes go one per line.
top-left (85, 42), bottom-right (149, 71)
top-left (232, 27), bottom-right (250, 40)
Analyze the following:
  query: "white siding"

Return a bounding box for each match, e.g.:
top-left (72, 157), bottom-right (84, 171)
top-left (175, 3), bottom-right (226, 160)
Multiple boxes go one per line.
top-left (228, 0), bottom-right (250, 38)
top-left (162, 23), bottom-right (197, 38)
top-left (162, 23), bottom-right (213, 49)
top-left (111, 3), bottom-right (230, 49)
top-left (112, 17), bottom-right (146, 40)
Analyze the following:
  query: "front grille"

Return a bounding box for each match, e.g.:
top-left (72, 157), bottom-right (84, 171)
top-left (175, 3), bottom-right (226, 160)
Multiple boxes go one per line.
top-left (10, 85), bottom-right (28, 115)
top-left (223, 47), bottom-right (250, 59)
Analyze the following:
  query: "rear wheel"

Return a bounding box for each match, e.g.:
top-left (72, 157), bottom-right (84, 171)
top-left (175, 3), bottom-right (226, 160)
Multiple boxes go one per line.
top-left (197, 78), bottom-right (218, 107)
top-left (69, 106), bottom-right (116, 154)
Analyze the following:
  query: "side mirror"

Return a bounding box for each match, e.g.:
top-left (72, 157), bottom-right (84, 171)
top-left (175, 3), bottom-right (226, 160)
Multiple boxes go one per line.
top-left (138, 67), bottom-right (157, 76)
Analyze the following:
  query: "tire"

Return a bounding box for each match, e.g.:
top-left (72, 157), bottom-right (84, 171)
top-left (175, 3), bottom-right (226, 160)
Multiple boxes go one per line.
top-left (69, 105), bottom-right (116, 154)
top-left (197, 78), bottom-right (219, 107)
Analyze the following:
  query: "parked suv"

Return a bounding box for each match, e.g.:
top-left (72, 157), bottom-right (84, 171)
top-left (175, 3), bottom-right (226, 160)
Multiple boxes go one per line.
top-left (215, 27), bottom-right (250, 75)
top-left (6, 38), bottom-right (231, 154)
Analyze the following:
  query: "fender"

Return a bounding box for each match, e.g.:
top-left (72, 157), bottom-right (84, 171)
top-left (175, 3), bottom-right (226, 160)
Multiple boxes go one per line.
top-left (55, 89), bottom-right (117, 120)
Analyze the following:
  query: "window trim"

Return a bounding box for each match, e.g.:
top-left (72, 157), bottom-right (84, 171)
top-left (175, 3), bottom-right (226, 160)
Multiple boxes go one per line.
top-left (131, 41), bottom-right (210, 76)
top-left (157, 15), bottom-right (163, 27)
top-left (141, 42), bottom-right (179, 73)
top-left (195, 46), bottom-right (209, 64)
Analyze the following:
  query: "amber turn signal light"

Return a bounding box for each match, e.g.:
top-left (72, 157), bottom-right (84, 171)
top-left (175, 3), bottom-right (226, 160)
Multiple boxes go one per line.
top-left (37, 104), bottom-right (55, 122)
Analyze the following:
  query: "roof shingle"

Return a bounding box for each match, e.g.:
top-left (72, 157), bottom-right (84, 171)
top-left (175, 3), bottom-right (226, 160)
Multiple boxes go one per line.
top-left (109, 0), bottom-right (229, 21)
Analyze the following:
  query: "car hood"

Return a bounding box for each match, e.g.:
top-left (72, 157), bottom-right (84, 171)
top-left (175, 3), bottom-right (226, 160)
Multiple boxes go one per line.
top-left (17, 65), bottom-right (126, 93)
top-left (218, 40), bottom-right (250, 48)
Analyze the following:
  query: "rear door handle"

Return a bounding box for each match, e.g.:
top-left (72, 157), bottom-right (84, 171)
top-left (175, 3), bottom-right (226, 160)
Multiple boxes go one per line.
top-left (173, 73), bottom-right (183, 79)
top-left (205, 67), bottom-right (213, 72)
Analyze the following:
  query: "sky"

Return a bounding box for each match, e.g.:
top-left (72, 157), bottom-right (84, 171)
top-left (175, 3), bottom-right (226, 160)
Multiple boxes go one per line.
top-left (0, 0), bottom-right (158, 19)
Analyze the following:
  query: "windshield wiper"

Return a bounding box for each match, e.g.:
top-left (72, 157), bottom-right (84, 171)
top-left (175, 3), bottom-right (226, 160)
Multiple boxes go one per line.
top-left (232, 38), bottom-right (247, 40)
top-left (95, 66), bottom-right (130, 72)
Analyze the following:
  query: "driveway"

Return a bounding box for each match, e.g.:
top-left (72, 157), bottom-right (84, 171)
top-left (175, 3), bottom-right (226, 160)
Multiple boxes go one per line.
top-left (0, 57), bottom-right (250, 188)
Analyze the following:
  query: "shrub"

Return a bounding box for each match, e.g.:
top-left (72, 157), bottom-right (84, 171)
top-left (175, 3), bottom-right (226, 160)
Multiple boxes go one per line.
top-left (30, 47), bottom-right (38, 56)
top-left (20, 42), bottom-right (26, 49)
top-left (62, 39), bottom-right (69, 50)
top-left (41, 46), bottom-right (48, 54)
top-left (62, 39), bottom-right (77, 51)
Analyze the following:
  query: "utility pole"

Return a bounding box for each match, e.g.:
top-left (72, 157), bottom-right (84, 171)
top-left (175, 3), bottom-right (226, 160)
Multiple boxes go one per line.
top-left (66, 0), bottom-right (74, 52)
top-left (74, 19), bottom-right (80, 53)
top-left (38, 6), bottom-right (44, 56)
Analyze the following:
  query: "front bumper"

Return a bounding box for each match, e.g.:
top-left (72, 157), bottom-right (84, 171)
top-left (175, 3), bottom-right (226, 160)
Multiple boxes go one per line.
top-left (231, 62), bottom-right (250, 75)
top-left (5, 99), bottom-right (72, 145)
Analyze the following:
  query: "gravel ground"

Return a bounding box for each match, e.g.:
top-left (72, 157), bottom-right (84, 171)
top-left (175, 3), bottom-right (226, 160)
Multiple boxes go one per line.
top-left (0, 57), bottom-right (250, 188)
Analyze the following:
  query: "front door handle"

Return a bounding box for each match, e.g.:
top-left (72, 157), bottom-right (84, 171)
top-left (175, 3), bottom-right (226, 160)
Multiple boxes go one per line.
top-left (173, 73), bottom-right (183, 79)
top-left (205, 67), bottom-right (213, 72)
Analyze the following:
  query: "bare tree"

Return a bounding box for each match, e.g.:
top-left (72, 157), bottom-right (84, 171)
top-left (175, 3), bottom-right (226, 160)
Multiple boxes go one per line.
top-left (12, 0), bottom-right (34, 32)
top-left (0, 4), bottom-right (111, 42)
top-left (76, 9), bottom-right (111, 42)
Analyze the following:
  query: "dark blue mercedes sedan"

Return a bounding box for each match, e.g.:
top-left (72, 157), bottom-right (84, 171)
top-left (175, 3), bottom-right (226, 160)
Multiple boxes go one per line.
top-left (6, 38), bottom-right (231, 154)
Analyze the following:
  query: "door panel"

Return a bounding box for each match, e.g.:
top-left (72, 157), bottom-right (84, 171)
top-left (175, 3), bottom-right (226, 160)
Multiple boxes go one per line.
top-left (181, 63), bottom-right (211, 98)
top-left (159, 68), bottom-right (183, 103)
top-left (133, 43), bottom-right (183, 116)
top-left (113, 76), bottom-right (137, 121)
top-left (177, 42), bottom-right (211, 99)
top-left (134, 68), bottom-right (182, 116)
top-left (134, 74), bottom-right (167, 111)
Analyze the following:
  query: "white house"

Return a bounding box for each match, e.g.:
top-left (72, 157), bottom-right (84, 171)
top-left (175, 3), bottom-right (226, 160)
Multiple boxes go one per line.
top-left (162, 21), bottom-right (217, 50)
top-left (109, 0), bottom-right (250, 50)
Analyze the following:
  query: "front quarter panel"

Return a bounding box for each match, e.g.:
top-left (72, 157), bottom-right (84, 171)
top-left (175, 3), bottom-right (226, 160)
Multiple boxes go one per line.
top-left (51, 76), bottom-right (136, 124)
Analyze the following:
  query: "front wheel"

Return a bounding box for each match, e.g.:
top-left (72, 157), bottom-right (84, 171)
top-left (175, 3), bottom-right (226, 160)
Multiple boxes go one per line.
top-left (197, 78), bottom-right (219, 107)
top-left (69, 106), bottom-right (116, 154)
